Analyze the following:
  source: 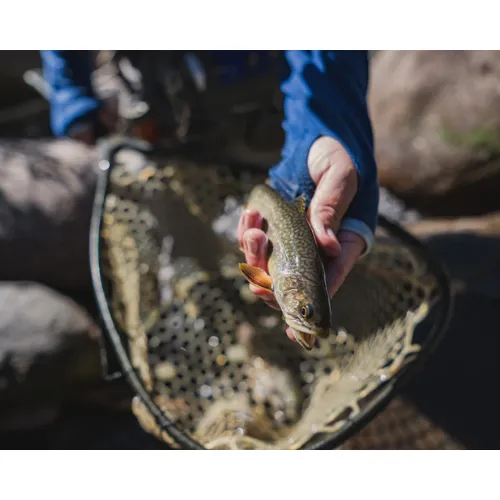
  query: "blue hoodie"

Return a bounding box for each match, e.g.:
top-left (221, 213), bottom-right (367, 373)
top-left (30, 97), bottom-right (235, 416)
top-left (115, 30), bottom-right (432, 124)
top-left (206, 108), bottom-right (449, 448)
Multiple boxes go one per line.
top-left (40, 50), bottom-right (378, 252)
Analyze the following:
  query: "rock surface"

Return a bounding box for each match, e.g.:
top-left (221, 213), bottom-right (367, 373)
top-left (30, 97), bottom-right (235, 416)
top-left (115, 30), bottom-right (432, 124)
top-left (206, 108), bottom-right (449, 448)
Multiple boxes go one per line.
top-left (0, 281), bottom-right (118, 431)
top-left (369, 50), bottom-right (500, 216)
top-left (0, 139), bottom-right (98, 294)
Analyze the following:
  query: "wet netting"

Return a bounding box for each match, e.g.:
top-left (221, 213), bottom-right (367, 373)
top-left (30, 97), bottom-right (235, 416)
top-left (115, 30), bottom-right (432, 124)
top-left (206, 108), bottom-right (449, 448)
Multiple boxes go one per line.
top-left (90, 140), bottom-right (457, 450)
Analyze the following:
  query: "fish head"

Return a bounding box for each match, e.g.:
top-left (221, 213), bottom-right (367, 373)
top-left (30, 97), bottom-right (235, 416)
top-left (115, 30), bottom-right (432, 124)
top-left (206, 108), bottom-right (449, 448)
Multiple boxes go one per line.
top-left (274, 274), bottom-right (332, 350)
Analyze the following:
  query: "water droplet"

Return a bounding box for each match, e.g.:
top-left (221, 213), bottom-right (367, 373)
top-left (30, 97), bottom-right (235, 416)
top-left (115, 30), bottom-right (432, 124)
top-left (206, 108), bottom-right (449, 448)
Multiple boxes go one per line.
top-left (208, 336), bottom-right (219, 348)
top-left (154, 361), bottom-right (176, 381)
top-left (99, 159), bottom-right (110, 171)
top-left (199, 384), bottom-right (212, 398)
top-left (380, 374), bottom-right (388, 382)
top-left (304, 372), bottom-right (315, 384)
top-left (149, 336), bottom-right (160, 349)
top-left (193, 318), bottom-right (205, 331)
top-left (336, 330), bottom-right (348, 343)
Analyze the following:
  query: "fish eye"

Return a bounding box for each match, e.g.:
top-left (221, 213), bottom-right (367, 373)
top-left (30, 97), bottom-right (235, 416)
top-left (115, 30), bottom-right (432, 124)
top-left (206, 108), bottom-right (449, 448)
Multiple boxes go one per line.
top-left (300, 303), bottom-right (314, 318)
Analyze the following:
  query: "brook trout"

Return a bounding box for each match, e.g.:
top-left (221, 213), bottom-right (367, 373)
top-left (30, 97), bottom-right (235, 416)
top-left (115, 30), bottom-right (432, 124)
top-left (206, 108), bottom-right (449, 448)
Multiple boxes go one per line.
top-left (239, 184), bottom-right (332, 350)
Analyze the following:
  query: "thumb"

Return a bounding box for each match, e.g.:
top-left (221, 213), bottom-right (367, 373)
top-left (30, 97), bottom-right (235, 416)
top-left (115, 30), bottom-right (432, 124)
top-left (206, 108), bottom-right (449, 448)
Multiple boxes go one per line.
top-left (307, 137), bottom-right (358, 258)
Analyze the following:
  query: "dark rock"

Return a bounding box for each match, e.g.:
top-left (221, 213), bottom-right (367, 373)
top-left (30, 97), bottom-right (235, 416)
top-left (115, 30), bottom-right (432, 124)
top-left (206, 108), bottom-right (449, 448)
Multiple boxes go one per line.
top-left (0, 139), bottom-right (98, 294)
top-left (369, 50), bottom-right (500, 216)
top-left (0, 282), bottom-right (104, 431)
top-left (0, 405), bottom-right (166, 450)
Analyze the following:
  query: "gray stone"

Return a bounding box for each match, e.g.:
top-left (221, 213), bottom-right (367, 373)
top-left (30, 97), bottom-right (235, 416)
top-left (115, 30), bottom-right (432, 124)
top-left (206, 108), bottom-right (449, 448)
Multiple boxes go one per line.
top-left (0, 138), bottom-right (98, 293)
top-left (0, 281), bottom-right (102, 430)
top-left (369, 50), bottom-right (500, 216)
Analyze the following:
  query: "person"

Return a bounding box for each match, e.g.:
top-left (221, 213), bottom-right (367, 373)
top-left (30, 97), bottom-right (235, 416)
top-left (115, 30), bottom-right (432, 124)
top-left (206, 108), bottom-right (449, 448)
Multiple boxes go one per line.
top-left (40, 50), bottom-right (379, 344)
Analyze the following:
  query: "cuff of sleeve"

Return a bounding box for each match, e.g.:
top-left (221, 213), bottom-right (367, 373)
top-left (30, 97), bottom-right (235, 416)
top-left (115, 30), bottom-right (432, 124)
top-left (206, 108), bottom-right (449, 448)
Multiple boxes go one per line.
top-left (268, 132), bottom-right (319, 204)
top-left (339, 217), bottom-right (375, 258)
top-left (52, 94), bottom-right (101, 137)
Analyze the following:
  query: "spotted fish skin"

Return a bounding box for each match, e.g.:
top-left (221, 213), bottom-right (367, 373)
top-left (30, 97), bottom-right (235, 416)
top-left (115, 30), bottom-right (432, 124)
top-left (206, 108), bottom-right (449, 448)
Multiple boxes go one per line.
top-left (240, 184), bottom-right (332, 350)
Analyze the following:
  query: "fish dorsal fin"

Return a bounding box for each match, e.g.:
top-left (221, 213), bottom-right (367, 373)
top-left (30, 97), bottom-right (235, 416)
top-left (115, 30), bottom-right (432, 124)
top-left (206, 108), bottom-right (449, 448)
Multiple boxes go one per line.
top-left (294, 195), bottom-right (307, 214)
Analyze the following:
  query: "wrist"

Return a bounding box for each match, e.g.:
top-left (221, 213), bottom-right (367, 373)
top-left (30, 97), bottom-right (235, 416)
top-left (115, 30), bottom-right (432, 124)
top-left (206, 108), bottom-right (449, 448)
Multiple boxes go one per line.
top-left (339, 218), bottom-right (374, 257)
top-left (268, 132), bottom-right (319, 204)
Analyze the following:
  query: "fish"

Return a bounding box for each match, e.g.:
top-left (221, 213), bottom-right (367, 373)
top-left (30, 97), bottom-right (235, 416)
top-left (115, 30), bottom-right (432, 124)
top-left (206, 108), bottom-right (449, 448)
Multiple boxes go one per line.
top-left (238, 184), bottom-right (332, 350)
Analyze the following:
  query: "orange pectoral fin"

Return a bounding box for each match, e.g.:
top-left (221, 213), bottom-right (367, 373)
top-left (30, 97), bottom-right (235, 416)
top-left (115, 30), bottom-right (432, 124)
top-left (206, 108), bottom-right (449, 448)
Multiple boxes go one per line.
top-left (238, 263), bottom-right (274, 292)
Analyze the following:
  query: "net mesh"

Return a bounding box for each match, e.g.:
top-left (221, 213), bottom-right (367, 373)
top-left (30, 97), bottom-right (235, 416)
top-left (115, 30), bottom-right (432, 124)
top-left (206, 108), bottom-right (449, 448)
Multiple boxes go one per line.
top-left (98, 146), bottom-right (457, 450)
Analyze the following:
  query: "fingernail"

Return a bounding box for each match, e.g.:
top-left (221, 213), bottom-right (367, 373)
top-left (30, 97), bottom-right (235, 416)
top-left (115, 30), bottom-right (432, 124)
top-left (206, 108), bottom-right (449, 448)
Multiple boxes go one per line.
top-left (248, 238), bottom-right (259, 257)
top-left (244, 209), bottom-right (253, 220)
top-left (246, 212), bottom-right (256, 228)
top-left (327, 228), bottom-right (336, 240)
top-left (247, 211), bottom-right (262, 229)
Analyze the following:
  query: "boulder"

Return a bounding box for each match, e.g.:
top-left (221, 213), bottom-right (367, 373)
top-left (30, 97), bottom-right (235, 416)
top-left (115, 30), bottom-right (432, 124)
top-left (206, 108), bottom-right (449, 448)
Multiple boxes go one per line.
top-left (369, 50), bottom-right (500, 216)
top-left (0, 139), bottom-right (98, 294)
top-left (0, 281), bottom-right (107, 431)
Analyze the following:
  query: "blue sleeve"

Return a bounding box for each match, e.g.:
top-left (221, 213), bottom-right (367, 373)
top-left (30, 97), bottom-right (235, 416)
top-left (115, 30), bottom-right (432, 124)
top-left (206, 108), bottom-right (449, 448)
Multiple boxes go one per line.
top-left (40, 50), bottom-right (101, 137)
top-left (268, 50), bottom-right (379, 253)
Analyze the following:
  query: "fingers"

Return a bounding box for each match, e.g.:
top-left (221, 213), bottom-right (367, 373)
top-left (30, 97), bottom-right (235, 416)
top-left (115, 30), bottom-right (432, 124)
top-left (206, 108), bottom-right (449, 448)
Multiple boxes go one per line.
top-left (285, 326), bottom-right (298, 343)
top-left (238, 209), bottom-right (262, 249)
top-left (251, 285), bottom-right (280, 309)
top-left (242, 228), bottom-right (268, 271)
top-left (243, 231), bottom-right (277, 306)
top-left (325, 230), bottom-right (365, 297)
top-left (238, 209), bottom-right (278, 307)
top-left (239, 209), bottom-right (269, 273)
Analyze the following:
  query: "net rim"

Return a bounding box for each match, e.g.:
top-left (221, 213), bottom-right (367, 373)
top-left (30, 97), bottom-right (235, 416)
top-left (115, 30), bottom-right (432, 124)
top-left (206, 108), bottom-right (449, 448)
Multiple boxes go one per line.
top-left (89, 137), bottom-right (454, 450)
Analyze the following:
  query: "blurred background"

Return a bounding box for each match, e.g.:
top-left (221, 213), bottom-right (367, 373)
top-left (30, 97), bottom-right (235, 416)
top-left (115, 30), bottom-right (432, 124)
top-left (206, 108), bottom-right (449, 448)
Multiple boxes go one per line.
top-left (1, 50), bottom-right (499, 450)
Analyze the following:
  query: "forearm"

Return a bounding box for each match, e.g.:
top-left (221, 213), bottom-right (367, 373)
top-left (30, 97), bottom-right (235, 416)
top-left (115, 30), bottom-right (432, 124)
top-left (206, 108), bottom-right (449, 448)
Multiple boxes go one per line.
top-left (268, 50), bottom-right (379, 253)
top-left (40, 50), bottom-right (101, 137)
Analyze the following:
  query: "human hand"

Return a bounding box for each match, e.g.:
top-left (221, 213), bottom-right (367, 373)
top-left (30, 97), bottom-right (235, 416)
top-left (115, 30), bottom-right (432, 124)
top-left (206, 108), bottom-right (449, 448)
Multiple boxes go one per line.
top-left (237, 136), bottom-right (367, 342)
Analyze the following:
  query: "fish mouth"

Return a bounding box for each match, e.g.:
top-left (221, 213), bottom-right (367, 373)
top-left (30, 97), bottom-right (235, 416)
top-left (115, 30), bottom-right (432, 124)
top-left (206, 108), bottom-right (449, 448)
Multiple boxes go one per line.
top-left (291, 330), bottom-right (316, 351)
top-left (288, 323), bottom-right (330, 351)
